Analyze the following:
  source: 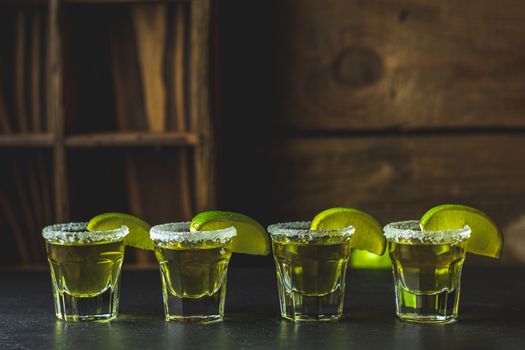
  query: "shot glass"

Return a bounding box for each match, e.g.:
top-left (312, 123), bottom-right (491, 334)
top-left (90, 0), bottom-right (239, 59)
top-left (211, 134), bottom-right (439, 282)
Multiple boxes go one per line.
top-left (268, 221), bottom-right (354, 322)
top-left (383, 220), bottom-right (471, 324)
top-left (150, 222), bottom-right (236, 323)
top-left (43, 222), bottom-right (129, 322)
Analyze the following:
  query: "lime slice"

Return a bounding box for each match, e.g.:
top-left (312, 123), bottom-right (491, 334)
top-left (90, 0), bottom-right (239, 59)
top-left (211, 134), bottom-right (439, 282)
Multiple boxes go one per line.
top-left (420, 204), bottom-right (503, 258)
top-left (87, 212), bottom-right (153, 250)
top-left (310, 207), bottom-right (386, 255)
top-left (190, 211), bottom-right (270, 255)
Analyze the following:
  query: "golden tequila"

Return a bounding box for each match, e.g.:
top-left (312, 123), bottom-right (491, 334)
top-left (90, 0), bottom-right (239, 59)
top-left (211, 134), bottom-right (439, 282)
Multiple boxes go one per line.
top-left (43, 223), bottom-right (128, 322)
top-left (151, 222), bottom-right (236, 323)
top-left (155, 244), bottom-right (232, 299)
top-left (47, 241), bottom-right (124, 298)
top-left (384, 220), bottom-right (470, 324)
top-left (272, 239), bottom-right (351, 296)
top-left (268, 222), bottom-right (354, 322)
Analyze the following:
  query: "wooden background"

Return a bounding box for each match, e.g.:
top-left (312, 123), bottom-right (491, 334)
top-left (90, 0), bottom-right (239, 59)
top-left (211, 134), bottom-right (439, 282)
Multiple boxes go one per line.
top-left (0, 0), bottom-right (213, 268)
top-left (1, 0), bottom-right (525, 267)
top-left (217, 0), bottom-right (525, 265)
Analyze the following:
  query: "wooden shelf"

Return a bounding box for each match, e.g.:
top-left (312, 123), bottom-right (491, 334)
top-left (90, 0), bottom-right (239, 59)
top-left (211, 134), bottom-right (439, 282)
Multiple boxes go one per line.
top-left (65, 131), bottom-right (200, 148)
top-left (0, 0), bottom-right (213, 268)
top-left (0, 134), bottom-right (54, 148)
top-left (64, 0), bottom-right (186, 3)
top-left (0, 1), bottom-right (48, 5)
top-left (0, 0), bottom-right (185, 5)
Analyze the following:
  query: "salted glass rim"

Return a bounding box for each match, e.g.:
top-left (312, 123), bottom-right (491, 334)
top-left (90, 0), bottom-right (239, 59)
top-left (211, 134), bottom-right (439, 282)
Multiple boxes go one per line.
top-left (383, 220), bottom-right (471, 244)
top-left (150, 222), bottom-right (237, 244)
top-left (267, 221), bottom-right (355, 241)
top-left (42, 222), bottom-right (129, 244)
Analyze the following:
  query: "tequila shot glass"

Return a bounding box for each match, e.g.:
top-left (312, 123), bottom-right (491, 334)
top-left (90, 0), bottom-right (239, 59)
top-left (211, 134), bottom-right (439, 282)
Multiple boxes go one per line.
top-left (268, 221), bottom-right (354, 322)
top-left (43, 222), bottom-right (128, 322)
top-left (151, 222), bottom-right (236, 323)
top-left (384, 220), bottom-right (471, 324)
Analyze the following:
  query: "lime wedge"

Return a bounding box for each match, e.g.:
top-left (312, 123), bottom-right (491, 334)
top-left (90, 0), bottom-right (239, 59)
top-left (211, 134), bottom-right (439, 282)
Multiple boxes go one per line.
top-left (87, 212), bottom-right (153, 250)
top-left (420, 204), bottom-right (503, 258)
top-left (310, 207), bottom-right (386, 255)
top-left (190, 211), bottom-right (270, 255)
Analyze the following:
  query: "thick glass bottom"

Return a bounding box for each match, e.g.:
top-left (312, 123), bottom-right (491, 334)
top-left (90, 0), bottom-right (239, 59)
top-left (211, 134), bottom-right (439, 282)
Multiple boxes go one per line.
top-left (162, 280), bottom-right (227, 323)
top-left (53, 287), bottom-right (119, 322)
top-left (278, 287), bottom-right (344, 322)
top-left (395, 284), bottom-right (460, 324)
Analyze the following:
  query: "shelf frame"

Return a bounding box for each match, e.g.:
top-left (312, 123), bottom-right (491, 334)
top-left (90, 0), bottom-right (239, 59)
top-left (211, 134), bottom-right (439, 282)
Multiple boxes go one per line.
top-left (0, 134), bottom-right (54, 148)
top-left (0, 0), bottom-right (215, 267)
top-left (0, 0), bottom-right (188, 5)
top-left (66, 131), bottom-right (200, 148)
top-left (1, 0), bottom-right (214, 227)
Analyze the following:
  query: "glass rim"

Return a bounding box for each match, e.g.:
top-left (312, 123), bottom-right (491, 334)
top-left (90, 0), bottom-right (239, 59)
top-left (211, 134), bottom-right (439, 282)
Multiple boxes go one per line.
top-left (150, 222), bottom-right (237, 244)
top-left (42, 222), bottom-right (129, 244)
top-left (267, 221), bottom-right (355, 240)
top-left (383, 220), bottom-right (471, 244)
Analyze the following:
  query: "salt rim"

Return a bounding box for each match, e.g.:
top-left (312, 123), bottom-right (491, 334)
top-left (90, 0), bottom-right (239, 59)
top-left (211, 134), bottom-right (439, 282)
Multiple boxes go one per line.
top-left (267, 221), bottom-right (355, 241)
top-left (42, 222), bottom-right (129, 244)
top-left (150, 222), bottom-right (237, 244)
top-left (383, 220), bottom-right (471, 245)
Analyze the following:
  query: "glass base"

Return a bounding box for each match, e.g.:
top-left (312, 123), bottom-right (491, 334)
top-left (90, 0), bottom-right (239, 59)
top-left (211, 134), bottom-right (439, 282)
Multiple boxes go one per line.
top-left (162, 282), bottom-right (226, 323)
top-left (279, 288), bottom-right (344, 322)
top-left (166, 314), bottom-right (223, 323)
top-left (395, 285), bottom-right (459, 324)
top-left (53, 287), bottom-right (119, 322)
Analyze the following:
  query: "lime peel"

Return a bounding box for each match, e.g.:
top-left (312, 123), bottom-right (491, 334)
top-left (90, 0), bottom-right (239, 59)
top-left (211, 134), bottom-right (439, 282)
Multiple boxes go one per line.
top-left (310, 207), bottom-right (386, 255)
top-left (87, 212), bottom-right (153, 250)
top-left (190, 211), bottom-right (270, 256)
top-left (420, 204), bottom-right (503, 258)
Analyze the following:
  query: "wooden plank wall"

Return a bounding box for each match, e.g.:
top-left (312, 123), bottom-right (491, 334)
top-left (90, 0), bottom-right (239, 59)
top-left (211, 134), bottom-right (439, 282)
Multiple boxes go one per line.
top-left (274, 0), bottom-right (525, 264)
top-left (217, 0), bottom-right (525, 265)
top-left (278, 0), bottom-right (525, 131)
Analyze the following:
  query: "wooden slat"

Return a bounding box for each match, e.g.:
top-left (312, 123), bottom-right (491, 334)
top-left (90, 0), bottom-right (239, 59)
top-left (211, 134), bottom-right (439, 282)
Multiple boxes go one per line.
top-left (130, 3), bottom-right (167, 132)
top-left (30, 9), bottom-right (42, 132)
top-left (190, 0), bottom-right (214, 212)
top-left (0, 0), bottom-right (48, 5)
top-left (170, 2), bottom-right (192, 218)
top-left (15, 8), bottom-right (28, 133)
top-left (278, 0), bottom-right (525, 131)
top-left (0, 134), bottom-right (54, 147)
top-left (0, 69), bottom-right (12, 133)
top-left (110, 11), bottom-right (148, 130)
top-left (64, 0), bottom-right (184, 3)
top-left (26, 160), bottom-right (45, 262)
top-left (272, 134), bottom-right (525, 262)
top-left (172, 2), bottom-right (187, 131)
top-left (48, 0), bottom-right (69, 221)
top-left (37, 154), bottom-right (53, 226)
top-left (65, 131), bottom-right (199, 148)
top-left (0, 0), bottom-right (184, 4)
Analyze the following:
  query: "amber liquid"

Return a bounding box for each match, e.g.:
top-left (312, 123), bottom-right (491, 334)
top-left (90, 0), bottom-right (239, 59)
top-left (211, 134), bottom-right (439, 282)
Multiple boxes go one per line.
top-left (155, 243), bottom-right (232, 298)
top-left (389, 242), bottom-right (466, 323)
top-left (389, 242), bottom-right (466, 293)
top-left (46, 241), bottom-right (125, 298)
top-left (272, 238), bottom-right (351, 296)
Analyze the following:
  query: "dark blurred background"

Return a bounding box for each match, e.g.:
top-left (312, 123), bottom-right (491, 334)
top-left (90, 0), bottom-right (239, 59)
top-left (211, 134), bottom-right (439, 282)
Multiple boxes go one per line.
top-left (0, 0), bottom-right (524, 268)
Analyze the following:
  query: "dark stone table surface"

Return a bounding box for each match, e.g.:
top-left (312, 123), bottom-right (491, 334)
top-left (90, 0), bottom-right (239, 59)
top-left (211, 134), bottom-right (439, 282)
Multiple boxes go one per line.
top-left (1, 266), bottom-right (524, 349)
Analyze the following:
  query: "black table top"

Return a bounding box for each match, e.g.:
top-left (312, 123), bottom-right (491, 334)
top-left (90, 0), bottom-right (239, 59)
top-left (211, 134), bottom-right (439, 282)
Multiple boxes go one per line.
top-left (1, 266), bottom-right (524, 349)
